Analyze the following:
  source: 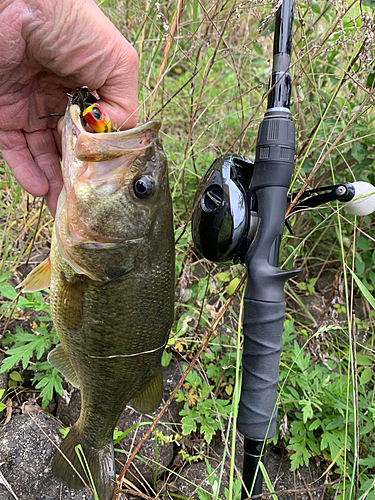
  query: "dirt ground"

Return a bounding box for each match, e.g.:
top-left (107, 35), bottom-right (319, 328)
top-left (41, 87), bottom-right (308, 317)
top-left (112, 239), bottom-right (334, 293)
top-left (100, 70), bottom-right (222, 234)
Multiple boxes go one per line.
top-left (0, 361), bottom-right (336, 500)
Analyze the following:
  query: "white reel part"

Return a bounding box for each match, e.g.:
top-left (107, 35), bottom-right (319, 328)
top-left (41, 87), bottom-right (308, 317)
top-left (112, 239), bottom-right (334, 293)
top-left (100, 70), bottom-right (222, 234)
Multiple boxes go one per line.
top-left (345, 181), bottom-right (375, 216)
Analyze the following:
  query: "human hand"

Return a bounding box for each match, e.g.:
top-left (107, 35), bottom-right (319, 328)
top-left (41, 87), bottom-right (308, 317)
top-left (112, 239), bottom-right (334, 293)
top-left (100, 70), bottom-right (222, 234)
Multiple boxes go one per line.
top-left (0, 0), bottom-right (139, 216)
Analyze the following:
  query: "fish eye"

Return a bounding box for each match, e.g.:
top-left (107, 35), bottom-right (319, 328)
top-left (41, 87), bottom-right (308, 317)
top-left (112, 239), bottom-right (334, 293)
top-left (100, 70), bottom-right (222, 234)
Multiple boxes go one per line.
top-left (91, 106), bottom-right (102, 120)
top-left (134, 176), bottom-right (154, 199)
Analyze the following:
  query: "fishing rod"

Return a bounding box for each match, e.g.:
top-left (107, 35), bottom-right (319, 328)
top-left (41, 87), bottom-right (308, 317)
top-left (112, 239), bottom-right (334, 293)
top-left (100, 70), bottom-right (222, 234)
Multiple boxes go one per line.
top-left (191, 0), bottom-right (375, 497)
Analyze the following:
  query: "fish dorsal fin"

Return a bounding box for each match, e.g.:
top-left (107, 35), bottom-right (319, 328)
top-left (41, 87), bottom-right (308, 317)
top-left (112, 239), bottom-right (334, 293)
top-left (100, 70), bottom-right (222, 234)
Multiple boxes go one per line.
top-left (131, 370), bottom-right (163, 414)
top-left (17, 257), bottom-right (51, 293)
top-left (48, 344), bottom-right (80, 388)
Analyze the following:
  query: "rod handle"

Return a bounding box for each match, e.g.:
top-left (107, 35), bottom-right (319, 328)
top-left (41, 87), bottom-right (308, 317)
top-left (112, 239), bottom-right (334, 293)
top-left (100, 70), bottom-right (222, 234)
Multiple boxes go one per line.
top-left (238, 298), bottom-right (286, 440)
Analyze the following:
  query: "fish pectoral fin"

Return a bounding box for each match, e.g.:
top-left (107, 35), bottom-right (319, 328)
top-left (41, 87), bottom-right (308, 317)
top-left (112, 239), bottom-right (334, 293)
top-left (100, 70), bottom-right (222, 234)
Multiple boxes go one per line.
top-left (48, 344), bottom-right (80, 388)
top-left (131, 370), bottom-right (163, 414)
top-left (17, 257), bottom-right (51, 293)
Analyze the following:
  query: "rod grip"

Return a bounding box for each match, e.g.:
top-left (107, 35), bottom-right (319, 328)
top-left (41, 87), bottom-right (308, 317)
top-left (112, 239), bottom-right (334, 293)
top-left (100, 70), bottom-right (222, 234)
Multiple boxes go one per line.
top-left (238, 298), bottom-right (285, 440)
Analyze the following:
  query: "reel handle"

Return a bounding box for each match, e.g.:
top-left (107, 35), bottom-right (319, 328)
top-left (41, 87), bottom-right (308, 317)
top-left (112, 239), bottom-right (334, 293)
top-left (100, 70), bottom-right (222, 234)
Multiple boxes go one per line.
top-left (290, 181), bottom-right (375, 216)
top-left (345, 181), bottom-right (375, 216)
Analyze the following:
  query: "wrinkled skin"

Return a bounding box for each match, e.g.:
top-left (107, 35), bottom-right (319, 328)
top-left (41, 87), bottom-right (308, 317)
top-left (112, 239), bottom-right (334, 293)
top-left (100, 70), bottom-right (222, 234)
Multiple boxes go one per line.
top-left (0, 0), bottom-right (138, 215)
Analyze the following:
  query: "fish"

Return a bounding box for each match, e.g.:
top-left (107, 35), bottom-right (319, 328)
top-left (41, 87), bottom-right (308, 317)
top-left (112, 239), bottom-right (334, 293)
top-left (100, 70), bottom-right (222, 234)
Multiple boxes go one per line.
top-left (21, 90), bottom-right (175, 499)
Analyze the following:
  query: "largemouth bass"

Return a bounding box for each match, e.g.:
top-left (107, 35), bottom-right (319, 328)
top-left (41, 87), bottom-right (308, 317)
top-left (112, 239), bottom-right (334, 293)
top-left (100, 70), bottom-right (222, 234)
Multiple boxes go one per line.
top-left (21, 91), bottom-right (175, 499)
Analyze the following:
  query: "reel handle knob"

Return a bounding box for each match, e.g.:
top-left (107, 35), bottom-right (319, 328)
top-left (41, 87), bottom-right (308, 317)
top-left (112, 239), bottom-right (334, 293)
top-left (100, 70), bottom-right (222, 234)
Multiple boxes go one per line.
top-left (345, 181), bottom-right (375, 216)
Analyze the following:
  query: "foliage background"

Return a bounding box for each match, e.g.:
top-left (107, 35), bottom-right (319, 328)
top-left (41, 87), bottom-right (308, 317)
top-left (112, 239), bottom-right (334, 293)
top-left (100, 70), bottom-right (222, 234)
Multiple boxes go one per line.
top-left (0, 0), bottom-right (375, 498)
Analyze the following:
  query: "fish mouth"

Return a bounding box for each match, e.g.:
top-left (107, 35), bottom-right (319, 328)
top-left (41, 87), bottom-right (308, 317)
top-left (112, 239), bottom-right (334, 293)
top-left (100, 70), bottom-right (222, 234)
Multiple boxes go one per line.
top-left (70, 104), bottom-right (161, 137)
top-left (66, 105), bottom-right (162, 189)
top-left (70, 104), bottom-right (161, 162)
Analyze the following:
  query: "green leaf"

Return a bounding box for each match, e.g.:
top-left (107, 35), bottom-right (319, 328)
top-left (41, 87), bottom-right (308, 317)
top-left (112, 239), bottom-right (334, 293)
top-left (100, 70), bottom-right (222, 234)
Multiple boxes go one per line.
top-left (185, 369), bottom-right (202, 388)
top-left (206, 363), bottom-right (220, 380)
top-left (311, 0), bottom-right (320, 13)
top-left (360, 478), bottom-right (375, 500)
top-left (362, 0), bottom-right (375, 9)
top-left (9, 371), bottom-right (23, 382)
top-left (0, 324), bottom-right (54, 374)
top-left (324, 415), bottom-right (346, 431)
top-left (356, 353), bottom-right (373, 366)
top-left (0, 389), bottom-right (6, 412)
top-left (369, 270), bottom-right (375, 290)
top-left (174, 389), bottom-right (185, 403)
top-left (59, 428), bottom-right (70, 439)
top-left (225, 384), bottom-right (233, 396)
top-left (282, 319), bottom-right (296, 344)
top-left (293, 341), bottom-right (310, 371)
top-left (33, 368), bottom-right (63, 409)
top-left (29, 361), bottom-right (53, 373)
top-left (0, 272), bottom-right (13, 283)
top-left (224, 476), bottom-right (242, 500)
top-left (216, 272), bottom-right (229, 283)
top-left (355, 258), bottom-right (365, 277)
top-left (318, 89), bottom-right (331, 103)
top-left (288, 444), bottom-right (310, 470)
top-left (197, 278), bottom-right (208, 301)
top-left (0, 283), bottom-right (18, 301)
top-left (300, 399), bottom-right (313, 423)
top-left (161, 350), bottom-right (172, 367)
top-left (308, 419), bottom-right (321, 431)
top-left (201, 417), bottom-right (217, 443)
top-left (0, 338), bottom-right (51, 372)
top-left (0, 350), bottom-right (26, 373)
top-left (320, 431), bottom-right (344, 466)
top-left (197, 489), bottom-right (210, 500)
top-left (359, 455), bottom-right (375, 468)
top-left (253, 42), bottom-right (263, 55)
top-left (356, 236), bottom-right (370, 252)
top-left (350, 141), bottom-right (366, 163)
top-left (181, 415), bottom-right (197, 435)
top-left (2, 327), bottom-right (36, 346)
top-left (360, 367), bottom-right (372, 385)
top-left (227, 277), bottom-right (240, 295)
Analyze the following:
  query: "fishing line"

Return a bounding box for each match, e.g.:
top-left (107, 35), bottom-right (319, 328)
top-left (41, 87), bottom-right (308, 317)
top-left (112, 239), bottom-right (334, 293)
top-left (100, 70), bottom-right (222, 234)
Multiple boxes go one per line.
top-left (87, 342), bottom-right (167, 359)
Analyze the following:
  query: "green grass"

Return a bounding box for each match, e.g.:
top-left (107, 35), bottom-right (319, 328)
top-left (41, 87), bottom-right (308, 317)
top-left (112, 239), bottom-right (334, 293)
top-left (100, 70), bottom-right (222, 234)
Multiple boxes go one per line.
top-left (1, 0), bottom-right (375, 499)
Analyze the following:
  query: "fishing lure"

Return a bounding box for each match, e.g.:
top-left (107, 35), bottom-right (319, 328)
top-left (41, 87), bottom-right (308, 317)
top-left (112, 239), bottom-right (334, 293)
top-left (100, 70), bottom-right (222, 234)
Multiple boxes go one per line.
top-left (68, 87), bottom-right (117, 132)
top-left (39, 87), bottom-right (117, 133)
top-left (82, 103), bottom-right (118, 133)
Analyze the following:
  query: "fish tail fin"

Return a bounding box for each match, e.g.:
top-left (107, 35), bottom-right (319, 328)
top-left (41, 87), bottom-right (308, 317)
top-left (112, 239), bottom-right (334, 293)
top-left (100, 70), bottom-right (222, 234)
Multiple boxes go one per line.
top-left (53, 423), bottom-right (116, 499)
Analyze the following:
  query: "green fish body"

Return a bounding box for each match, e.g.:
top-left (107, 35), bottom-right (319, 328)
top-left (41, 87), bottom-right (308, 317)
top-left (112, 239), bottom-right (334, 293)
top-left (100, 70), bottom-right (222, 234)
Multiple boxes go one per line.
top-left (24, 102), bottom-right (174, 499)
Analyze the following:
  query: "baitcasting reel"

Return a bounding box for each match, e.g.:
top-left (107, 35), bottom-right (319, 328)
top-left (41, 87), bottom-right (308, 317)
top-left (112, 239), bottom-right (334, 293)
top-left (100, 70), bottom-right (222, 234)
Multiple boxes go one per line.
top-left (191, 154), bottom-right (256, 263)
top-left (192, 153), bottom-right (375, 264)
